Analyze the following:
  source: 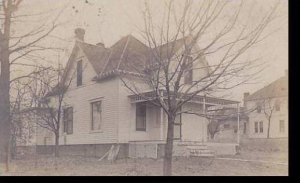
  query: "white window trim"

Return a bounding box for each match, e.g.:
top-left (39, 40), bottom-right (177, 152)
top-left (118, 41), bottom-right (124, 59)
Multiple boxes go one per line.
top-left (90, 100), bottom-right (103, 133)
top-left (62, 105), bottom-right (74, 135)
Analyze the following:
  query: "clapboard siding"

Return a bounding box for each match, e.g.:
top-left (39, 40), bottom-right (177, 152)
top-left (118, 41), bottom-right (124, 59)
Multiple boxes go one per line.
top-left (117, 78), bottom-right (165, 142)
top-left (246, 97), bottom-right (288, 138)
top-left (181, 103), bottom-right (208, 142)
top-left (36, 46), bottom-right (120, 145)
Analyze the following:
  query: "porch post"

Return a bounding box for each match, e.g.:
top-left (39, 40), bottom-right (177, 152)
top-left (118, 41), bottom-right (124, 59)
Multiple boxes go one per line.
top-left (160, 107), bottom-right (164, 140)
top-left (202, 95), bottom-right (206, 143)
top-left (237, 103), bottom-right (240, 144)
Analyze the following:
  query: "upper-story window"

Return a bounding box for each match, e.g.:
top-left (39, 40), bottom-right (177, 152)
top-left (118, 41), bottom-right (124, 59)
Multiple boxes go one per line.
top-left (184, 56), bottom-right (193, 84)
top-left (256, 104), bottom-right (262, 113)
top-left (77, 60), bottom-right (83, 86)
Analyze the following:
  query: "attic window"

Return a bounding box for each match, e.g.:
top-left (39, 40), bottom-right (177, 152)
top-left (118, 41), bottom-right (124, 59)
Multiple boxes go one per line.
top-left (77, 60), bottom-right (83, 86)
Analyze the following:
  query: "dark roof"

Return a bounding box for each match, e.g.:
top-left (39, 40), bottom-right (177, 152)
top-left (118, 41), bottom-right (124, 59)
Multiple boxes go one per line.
top-left (245, 75), bottom-right (288, 101)
top-left (65, 34), bottom-right (195, 81)
top-left (103, 35), bottom-right (150, 74)
top-left (77, 41), bottom-right (111, 74)
top-left (149, 35), bottom-right (192, 63)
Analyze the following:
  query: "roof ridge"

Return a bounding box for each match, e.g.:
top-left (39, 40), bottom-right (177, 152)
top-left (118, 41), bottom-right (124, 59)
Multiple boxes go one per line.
top-left (116, 35), bottom-right (131, 69)
top-left (99, 49), bottom-right (113, 76)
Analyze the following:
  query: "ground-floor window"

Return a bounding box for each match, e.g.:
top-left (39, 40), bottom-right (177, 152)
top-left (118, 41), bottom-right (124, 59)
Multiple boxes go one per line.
top-left (254, 121), bottom-right (263, 134)
top-left (259, 121), bottom-right (263, 133)
top-left (254, 122), bottom-right (258, 133)
top-left (174, 110), bottom-right (182, 140)
top-left (279, 120), bottom-right (285, 133)
top-left (63, 107), bottom-right (73, 134)
top-left (136, 102), bottom-right (147, 131)
top-left (91, 101), bottom-right (102, 131)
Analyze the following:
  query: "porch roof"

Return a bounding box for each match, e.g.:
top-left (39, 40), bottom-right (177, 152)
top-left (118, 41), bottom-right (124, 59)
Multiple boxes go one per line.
top-left (128, 90), bottom-right (239, 106)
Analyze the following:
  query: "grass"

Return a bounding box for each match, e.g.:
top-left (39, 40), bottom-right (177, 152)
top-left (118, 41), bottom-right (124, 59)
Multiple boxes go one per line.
top-left (1, 150), bottom-right (288, 176)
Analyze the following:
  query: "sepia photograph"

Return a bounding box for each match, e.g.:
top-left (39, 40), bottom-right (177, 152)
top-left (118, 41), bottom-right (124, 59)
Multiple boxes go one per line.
top-left (0, 0), bottom-right (288, 176)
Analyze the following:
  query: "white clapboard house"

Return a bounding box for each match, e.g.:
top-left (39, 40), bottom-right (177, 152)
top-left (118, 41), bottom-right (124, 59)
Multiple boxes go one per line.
top-left (31, 28), bottom-right (240, 158)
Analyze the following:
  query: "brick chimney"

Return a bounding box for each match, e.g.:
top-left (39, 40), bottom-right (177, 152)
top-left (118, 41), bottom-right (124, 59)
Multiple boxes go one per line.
top-left (74, 28), bottom-right (85, 41)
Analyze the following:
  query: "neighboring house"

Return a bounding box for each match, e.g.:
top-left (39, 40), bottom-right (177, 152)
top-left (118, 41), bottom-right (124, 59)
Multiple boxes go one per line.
top-left (32, 28), bottom-right (239, 158)
top-left (244, 71), bottom-right (288, 139)
top-left (207, 107), bottom-right (248, 143)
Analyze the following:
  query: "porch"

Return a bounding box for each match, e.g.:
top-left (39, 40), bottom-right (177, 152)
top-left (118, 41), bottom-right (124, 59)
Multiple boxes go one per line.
top-left (127, 90), bottom-right (240, 158)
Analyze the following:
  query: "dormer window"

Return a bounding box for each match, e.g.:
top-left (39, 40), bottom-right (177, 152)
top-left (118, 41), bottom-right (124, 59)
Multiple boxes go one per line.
top-left (77, 60), bottom-right (83, 86)
top-left (184, 56), bottom-right (193, 84)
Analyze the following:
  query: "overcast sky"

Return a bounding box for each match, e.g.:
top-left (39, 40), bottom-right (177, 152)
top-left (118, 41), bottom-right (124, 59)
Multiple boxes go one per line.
top-left (13, 0), bottom-right (288, 101)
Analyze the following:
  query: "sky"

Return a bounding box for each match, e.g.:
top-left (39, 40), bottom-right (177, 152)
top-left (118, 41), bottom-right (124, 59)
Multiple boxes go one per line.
top-left (10, 0), bottom-right (288, 101)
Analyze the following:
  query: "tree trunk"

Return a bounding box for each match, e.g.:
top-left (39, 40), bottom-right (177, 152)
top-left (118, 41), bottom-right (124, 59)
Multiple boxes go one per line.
top-left (0, 30), bottom-right (11, 173)
top-left (163, 115), bottom-right (175, 176)
top-left (0, 0), bottom-right (12, 172)
top-left (54, 133), bottom-right (59, 157)
top-left (210, 133), bottom-right (215, 139)
top-left (267, 118), bottom-right (271, 138)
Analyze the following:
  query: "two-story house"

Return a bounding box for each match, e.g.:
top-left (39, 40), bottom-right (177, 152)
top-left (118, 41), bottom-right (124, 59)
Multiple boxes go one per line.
top-left (32, 28), bottom-right (239, 158)
top-left (244, 71), bottom-right (288, 139)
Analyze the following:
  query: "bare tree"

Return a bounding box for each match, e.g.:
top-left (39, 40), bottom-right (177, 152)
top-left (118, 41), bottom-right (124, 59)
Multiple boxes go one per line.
top-left (118, 0), bottom-right (280, 175)
top-left (23, 65), bottom-right (75, 157)
top-left (0, 0), bottom-right (69, 171)
top-left (260, 97), bottom-right (276, 138)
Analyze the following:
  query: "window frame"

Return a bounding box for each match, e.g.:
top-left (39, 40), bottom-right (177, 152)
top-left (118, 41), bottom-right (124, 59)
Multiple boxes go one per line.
top-left (259, 121), bottom-right (263, 133)
top-left (91, 100), bottom-right (103, 132)
top-left (254, 121), bottom-right (258, 133)
top-left (257, 104), bottom-right (262, 113)
top-left (77, 60), bottom-right (83, 86)
top-left (63, 107), bottom-right (73, 135)
top-left (243, 122), bottom-right (247, 134)
top-left (173, 111), bottom-right (182, 140)
top-left (279, 120), bottom-right (285, 133)
top-left (136, 102), bottom-right (147, 131)
top-left (183, 56), bottom-right (193, 84)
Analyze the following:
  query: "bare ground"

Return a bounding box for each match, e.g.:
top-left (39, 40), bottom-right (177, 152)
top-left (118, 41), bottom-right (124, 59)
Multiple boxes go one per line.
top-left (0, 150), bottom-right (288, 176)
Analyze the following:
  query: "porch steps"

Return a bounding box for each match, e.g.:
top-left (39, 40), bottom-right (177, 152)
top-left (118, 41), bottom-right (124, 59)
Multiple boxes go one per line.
top-left (187, 147), bottom-right (215, 157)
top-left (174, 141), bottom-right (215, 157)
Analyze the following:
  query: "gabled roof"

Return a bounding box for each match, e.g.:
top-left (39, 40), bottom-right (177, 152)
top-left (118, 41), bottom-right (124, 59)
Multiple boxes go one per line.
top-left (149, 35), bottom-right (192, 62)
top-left (63, 34), bottom-right (201, 82)
top-left (245, 75), bottom-right (288, 101)
top-left (77, 41), bottom-right (111, 74)
top-left (103, 35), bottom-right (150, 74)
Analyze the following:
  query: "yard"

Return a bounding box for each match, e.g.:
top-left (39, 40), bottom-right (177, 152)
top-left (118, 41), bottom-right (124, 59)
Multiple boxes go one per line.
top-left (0, 149), bottom-right (288, 176)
